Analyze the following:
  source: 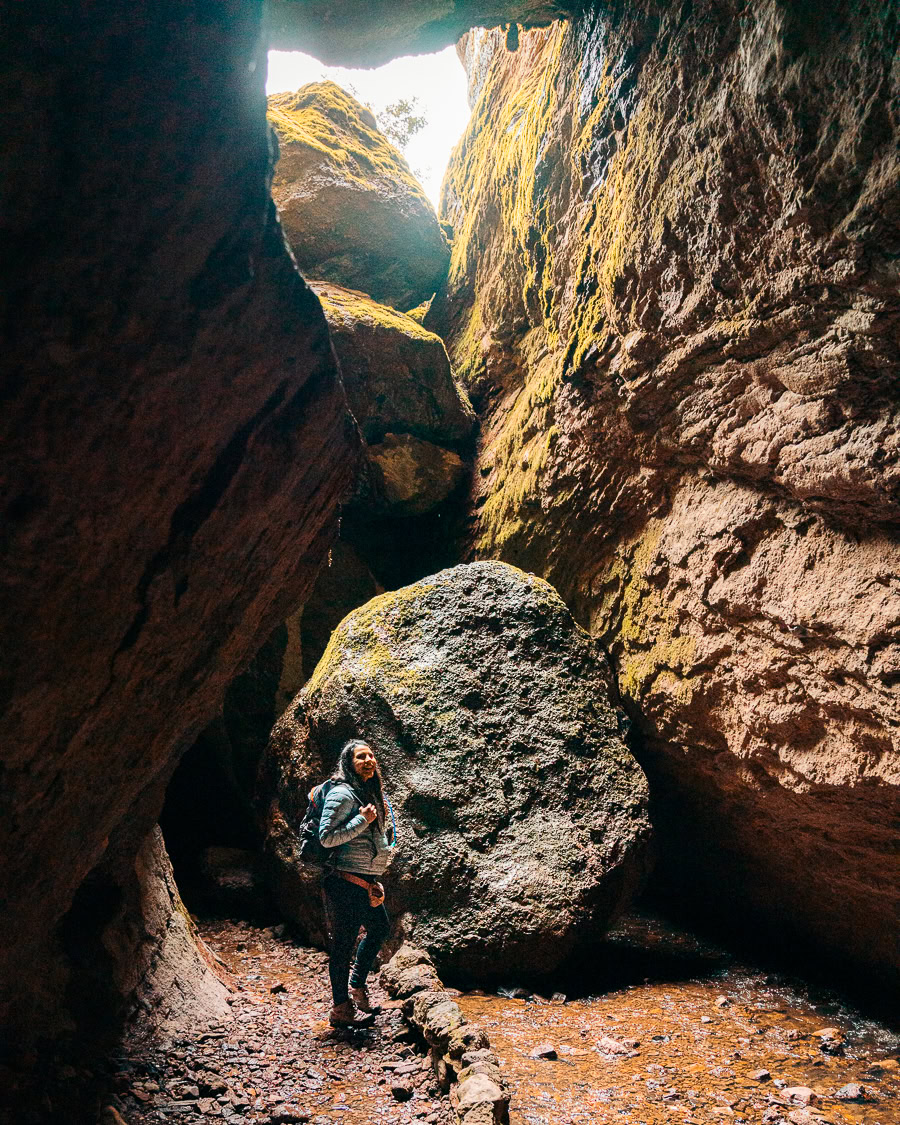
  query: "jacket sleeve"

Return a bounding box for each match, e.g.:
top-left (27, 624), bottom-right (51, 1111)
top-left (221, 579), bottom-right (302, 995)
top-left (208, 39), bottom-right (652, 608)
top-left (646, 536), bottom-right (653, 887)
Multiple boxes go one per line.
top-left (319, 786), bottom-right (369, 848)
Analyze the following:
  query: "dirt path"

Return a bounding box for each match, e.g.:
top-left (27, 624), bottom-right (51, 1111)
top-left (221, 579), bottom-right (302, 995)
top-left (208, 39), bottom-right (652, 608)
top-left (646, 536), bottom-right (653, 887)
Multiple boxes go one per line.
top-left (110, 920), bottom-right (452, 1125)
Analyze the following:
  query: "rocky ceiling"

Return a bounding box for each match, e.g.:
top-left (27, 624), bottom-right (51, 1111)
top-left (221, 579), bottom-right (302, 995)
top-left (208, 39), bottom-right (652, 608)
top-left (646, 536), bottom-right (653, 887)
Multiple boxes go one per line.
top-left (267, 0), bottom-right (582, 65)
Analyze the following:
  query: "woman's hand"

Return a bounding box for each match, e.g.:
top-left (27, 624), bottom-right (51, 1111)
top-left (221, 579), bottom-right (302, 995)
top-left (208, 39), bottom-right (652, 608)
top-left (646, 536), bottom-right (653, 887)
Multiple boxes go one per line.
top-left (360, 803), bottom-right (378, 824)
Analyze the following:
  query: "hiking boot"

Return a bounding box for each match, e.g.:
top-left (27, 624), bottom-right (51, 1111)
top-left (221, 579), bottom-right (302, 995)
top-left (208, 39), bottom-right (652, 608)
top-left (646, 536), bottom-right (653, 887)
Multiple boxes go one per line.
top-left (329, 1000), bottom-right (375, 1029)
top-left (349, 985), bottom-right (381, 1014)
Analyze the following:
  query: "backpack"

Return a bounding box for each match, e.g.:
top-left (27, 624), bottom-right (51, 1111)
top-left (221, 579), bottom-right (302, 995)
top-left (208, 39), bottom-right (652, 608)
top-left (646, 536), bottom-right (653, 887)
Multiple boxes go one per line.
top-left (296, 779), bottom-right (357, 868)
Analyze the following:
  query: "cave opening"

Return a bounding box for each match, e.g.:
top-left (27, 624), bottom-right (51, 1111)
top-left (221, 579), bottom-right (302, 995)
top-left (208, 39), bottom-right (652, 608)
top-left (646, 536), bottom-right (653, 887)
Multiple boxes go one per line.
top-left (5, 0), bottom-right (900, 1121)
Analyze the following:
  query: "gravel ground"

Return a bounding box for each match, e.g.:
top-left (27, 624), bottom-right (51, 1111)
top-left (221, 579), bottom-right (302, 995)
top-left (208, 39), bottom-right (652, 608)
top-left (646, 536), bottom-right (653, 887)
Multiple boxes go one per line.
top-left (107, 920), bottom-right (453, 1125)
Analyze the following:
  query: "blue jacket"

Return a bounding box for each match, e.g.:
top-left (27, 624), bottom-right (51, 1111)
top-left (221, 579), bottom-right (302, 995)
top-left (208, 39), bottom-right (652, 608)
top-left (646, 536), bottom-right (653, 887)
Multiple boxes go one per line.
top-left (318, 781), bottom-right (395, 876)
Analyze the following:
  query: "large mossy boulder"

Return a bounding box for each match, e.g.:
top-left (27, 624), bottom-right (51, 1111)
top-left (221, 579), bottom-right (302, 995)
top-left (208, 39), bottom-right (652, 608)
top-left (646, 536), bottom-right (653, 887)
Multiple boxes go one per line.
top-left (269, 83), bottom-right (450, 309)
top-left (261, 561), bottom-right (651, 978)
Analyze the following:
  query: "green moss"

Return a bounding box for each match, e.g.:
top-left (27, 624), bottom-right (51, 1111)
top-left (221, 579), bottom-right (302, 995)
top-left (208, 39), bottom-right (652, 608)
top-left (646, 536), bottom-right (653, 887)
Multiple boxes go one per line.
top-left (268, 81), bottom-right (426, 202)
top-left (405, 298), bottom-right (432, 324)
top-left (305, 582), bottom-right (440, 701)
top-left (444, 29), bottom-right (566, 338)
top-left (596, 523), bottom-right (697, 705)
top-left (311, 281), bottom-right (440, 344)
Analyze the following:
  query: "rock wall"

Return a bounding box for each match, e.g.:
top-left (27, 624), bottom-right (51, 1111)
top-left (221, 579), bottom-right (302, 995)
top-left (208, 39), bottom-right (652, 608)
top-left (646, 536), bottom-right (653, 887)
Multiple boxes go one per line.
top-left (439, 1), bottom-right (900, 984)
top-left (1, 1), bottom-right (355, 1048)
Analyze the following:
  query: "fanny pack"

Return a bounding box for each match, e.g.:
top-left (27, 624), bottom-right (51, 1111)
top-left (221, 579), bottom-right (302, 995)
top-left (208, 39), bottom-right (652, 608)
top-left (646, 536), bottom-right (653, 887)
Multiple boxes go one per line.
top-left (339, 870), bottom-right (385, 907)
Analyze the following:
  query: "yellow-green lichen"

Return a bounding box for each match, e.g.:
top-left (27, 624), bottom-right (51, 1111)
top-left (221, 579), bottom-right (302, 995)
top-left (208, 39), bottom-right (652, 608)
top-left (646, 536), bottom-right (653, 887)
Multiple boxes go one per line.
top-left (594, 523), bottom-right (698, 705)
top-left (444, 26), bottom-right (567, 343)
top-left (304, 582), bottom-right (439, 701)
top-left (268, 82), bottom-right (426, 202)
top-left (310, 281), bottom-right (440, 344)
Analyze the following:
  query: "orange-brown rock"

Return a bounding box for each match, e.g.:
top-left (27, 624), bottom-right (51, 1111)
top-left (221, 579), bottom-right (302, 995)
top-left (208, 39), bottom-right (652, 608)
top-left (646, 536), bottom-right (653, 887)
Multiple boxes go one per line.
top-left (441, 4), bottom-right (900, 986)
top-left (0, 0), bottom-right (355, 1050)
top-left (269, 85), bottom-right (450, 309)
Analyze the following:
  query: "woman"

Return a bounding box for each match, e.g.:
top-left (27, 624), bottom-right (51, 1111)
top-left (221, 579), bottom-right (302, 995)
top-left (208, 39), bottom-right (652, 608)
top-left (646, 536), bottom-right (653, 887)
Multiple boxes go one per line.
top-left (319, 739), bottom-right (396, 1028)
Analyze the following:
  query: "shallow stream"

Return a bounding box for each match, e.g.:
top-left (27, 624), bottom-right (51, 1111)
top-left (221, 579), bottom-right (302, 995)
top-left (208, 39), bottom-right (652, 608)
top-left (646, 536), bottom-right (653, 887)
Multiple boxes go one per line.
top-left (456, 915), bottom-right (900, 1124)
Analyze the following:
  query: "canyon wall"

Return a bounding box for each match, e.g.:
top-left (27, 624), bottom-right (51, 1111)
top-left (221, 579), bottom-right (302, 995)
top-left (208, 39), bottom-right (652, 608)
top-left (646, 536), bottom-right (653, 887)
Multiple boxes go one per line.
top-left (0, 1), bottom-right (355, 1048)
top-left (439, 1), bottom-right (900, 985)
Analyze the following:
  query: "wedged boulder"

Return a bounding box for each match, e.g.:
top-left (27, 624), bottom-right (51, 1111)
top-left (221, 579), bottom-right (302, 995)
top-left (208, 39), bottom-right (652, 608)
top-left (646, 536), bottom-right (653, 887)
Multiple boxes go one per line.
top-left (368, 432), bottom-right (467, 516)
top-left (260, 561), bottom-right (651, 977)
top-left (269, 84), bottom-right (450, 309)
top-left (310, 281), bottom-right (475, 448)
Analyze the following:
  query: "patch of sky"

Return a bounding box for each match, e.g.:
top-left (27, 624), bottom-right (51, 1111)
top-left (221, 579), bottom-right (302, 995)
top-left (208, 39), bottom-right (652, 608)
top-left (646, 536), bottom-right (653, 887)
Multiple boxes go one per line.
top-left (266, 47), bottom-right (471, 210)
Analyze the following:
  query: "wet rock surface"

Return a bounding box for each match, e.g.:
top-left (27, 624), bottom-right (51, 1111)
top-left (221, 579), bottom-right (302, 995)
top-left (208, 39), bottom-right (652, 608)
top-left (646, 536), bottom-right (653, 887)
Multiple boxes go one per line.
top-left (440, 3), bottom-right (900, 984)
top-left (261, 560), bottom-right (651, 976)
top-left (269, 84), bottom-right (450, 310)
top-left (456, 915), bottom-right (900, 1125)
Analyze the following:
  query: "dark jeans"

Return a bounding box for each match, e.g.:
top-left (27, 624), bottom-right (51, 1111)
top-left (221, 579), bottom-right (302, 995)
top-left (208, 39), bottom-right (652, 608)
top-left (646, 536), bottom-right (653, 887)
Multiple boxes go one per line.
top-left (323, 874), bottom-right (390, 1006)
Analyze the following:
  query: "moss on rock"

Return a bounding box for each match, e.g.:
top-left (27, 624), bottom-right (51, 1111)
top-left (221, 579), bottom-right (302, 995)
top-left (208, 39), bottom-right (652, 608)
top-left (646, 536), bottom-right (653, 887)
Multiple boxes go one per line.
top-left (309, 280), bottom-right (474, 449)
top-left (269, 82), bottom-right (450, 309)
top-left (261, 561), bottom-right (652, 976)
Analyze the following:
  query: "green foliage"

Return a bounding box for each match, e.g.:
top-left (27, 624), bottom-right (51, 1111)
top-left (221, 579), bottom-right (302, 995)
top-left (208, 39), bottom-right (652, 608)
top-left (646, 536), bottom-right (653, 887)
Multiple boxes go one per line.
top-left (376, 97), bottom-right (427, 151)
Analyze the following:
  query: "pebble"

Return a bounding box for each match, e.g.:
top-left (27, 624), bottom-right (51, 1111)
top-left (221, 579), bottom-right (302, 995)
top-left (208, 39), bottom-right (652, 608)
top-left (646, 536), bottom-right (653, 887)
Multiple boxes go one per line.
top-left (834, 1082), bottom-right (866, 1101)
top-left (109, 920), bottom-right (451, 1125)
top-left (783, 1086), bottom-right (815, 1105)
top-left (530, 1042), bottom-right (558, 1060)
top-left (752, 1069), bottom-right (771, 1081)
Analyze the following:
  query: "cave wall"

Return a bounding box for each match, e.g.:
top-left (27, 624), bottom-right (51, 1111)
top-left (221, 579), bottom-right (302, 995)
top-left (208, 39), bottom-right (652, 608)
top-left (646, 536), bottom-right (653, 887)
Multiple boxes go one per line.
top-left (0, 0), bottom-right (356, 1047)
top-left (439, 1), bottom-right (900, 984)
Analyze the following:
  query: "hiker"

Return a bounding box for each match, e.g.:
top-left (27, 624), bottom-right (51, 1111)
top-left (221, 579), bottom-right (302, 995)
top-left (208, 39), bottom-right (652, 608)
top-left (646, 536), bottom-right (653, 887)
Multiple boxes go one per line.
top-left (318, 739), bottom-right (396, 1028)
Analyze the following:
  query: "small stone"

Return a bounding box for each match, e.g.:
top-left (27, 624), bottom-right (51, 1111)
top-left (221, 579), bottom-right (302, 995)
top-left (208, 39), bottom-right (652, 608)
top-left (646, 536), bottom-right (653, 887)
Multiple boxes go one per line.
top-left (530, 1042), bottom-right (557, 1060)
top-left (812, 1027), bottom-right (846, 1055)
top-left (270, 1107), bottom-right (310, 1124)
top-left (834, 1083), bottom-right (866, 1101)
top-left (392, 1083), bottom-right (414, 1102)
top-left (783, 1086), bottom-right (815, 1105)
top-left (700, 1016), bottom-right (712, 1024)
top-left (270, 982), bottom-right (287, 994)
top-left (715, 995), bottom-right (730, 1007)
top-left (596, 1036), bottom-right (632, 1056)
top-left (551, 992), bottom-right (567, 1003)
top-left (753, 1069), bottom-right (771, 1082)
top-left (99, 1109), bottom-right (128, 1125)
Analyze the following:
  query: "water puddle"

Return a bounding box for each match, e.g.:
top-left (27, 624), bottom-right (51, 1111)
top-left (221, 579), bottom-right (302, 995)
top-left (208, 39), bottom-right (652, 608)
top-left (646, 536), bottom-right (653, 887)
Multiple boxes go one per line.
top-left (457, 916), bottom-right (900, 1124)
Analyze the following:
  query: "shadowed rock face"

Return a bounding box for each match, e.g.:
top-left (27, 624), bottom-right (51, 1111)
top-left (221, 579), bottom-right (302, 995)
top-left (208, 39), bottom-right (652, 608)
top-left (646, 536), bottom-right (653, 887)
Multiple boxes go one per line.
top-left (261, 562), bottom-right (652, 978)
top-left (269, 84), bottom-right (450, 309)
top-left (0, 1), bottom-right (355, 1045)
top-left (267, 1), bottom-right (581, 66)
top-left (439, 3), bottom-right (900, 984)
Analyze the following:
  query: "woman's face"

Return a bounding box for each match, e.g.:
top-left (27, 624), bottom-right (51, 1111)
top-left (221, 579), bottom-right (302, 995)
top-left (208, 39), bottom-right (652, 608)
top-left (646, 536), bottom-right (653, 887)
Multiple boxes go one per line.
top-left (352, 744), bottom-right (377, 781)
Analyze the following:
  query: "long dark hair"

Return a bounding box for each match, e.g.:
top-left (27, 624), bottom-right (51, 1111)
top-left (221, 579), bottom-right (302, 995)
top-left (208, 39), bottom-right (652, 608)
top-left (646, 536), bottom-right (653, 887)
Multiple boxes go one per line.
top-left (331, 739), bottom-right (390, 836)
